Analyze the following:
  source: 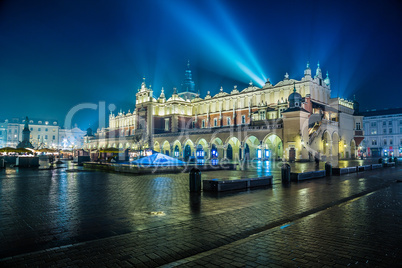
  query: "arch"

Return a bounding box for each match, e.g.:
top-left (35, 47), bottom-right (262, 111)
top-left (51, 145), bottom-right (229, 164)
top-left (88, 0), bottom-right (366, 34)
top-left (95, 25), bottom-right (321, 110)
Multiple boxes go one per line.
top-left (183, 139), bottom-right (195, 160)
top-left (162, 140), bottom-right (170, 156)
top-left (211, 137), bottom-right (223, 159)
top-left (154, 141), bottom-right (160, 152)
top-left (226, 136), bottom-right (241, 161)
top-left (322, 131), bottom-right (332, 158)
top-left (350, 139), bottom-right (356, 159)
top-left (244, 135), bottom-right (260, 160)
top-left (332, 132), bottom-right (339, 160)
top-left (125, 142), bottom-right (130, 149)
top-left (196, 138), bottom-right (208, 159)
top-left (172, 140), bottom-right (182, 157)
top-left (262, 134), bottom-right (283, 160)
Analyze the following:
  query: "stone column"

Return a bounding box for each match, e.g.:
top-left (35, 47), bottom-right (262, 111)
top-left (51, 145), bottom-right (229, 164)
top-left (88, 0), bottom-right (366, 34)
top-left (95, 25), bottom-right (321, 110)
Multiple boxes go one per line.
top-left (206, 144), bottom-right (211, 160)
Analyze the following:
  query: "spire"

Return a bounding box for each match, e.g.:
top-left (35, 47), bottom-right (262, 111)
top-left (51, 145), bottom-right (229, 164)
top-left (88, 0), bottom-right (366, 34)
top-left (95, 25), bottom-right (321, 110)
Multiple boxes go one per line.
top-left (159, 87), bottom-right (165, 99)
top-left (141, 77), bottom-right (146, 90)
top-left (315, 62), bottom-right (322, 79)
top-left (293, 82), bottom-right (296, 93)
top-left (181, 60), bottom-right (195, 93)
top-left (324, 71), bottom-right (330, 86)
top-left (304, 61), bottom-right (312, 77)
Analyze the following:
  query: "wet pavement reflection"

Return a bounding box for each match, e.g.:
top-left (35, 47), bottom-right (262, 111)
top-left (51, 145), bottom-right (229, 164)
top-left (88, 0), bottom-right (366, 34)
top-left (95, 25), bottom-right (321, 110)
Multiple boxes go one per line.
top-left (0, 159), bottom-right (399, 263)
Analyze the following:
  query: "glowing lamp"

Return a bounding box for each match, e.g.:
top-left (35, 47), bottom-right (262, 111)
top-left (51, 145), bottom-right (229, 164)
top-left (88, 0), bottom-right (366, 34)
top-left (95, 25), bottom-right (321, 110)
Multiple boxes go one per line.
top-left (257, 149), bottom-right (262, 159)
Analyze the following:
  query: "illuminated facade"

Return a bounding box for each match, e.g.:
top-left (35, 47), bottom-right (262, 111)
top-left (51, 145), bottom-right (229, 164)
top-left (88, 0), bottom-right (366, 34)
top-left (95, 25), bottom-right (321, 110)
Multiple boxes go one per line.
top-left (86, 63), bottom-right (363, 162)
top-left (361, 108), bottom-right (402, 157)
top-left (0, 118), bottom-right (85, 149)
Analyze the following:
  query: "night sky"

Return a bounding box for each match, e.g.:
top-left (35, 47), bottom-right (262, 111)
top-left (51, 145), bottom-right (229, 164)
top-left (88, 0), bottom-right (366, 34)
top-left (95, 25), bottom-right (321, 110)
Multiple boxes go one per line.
top-left (1, 0), bottom-right (401, 129)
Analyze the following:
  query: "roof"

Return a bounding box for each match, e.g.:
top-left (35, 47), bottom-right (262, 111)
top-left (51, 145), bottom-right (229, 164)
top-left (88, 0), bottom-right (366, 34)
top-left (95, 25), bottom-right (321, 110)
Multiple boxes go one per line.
top-left (311, 101), bottom-right (338, 113)
top-left (361, 108), bottom-right (402, 117)
top-left (131, 153), bottom-right (185, 166)
top-left (282, 106), bottom-right (310, 113)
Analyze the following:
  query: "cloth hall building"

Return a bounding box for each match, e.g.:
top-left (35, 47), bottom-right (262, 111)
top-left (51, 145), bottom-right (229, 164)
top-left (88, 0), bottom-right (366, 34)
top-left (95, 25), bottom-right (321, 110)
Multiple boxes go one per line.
top-left (85, 63), bottom-right (363, 162)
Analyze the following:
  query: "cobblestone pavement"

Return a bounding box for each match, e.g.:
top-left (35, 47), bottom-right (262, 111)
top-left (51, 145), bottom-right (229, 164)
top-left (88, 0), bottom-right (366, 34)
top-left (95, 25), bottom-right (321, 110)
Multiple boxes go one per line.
top-left (0, 161), bottom-right (401, 267)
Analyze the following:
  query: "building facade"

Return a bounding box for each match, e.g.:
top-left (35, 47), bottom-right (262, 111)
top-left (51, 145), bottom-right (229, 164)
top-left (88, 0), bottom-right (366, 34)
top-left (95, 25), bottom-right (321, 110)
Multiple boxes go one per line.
top-left (85, 62), bottom-right (363, 162)
top-left (0, 121), bottom-right (7, 148)
top-left (59, 126), bottom-right (86, 149)
top-left (0, 118), bottom-right (85, 149)
top-left (361, 108), bottom-right (402, 157)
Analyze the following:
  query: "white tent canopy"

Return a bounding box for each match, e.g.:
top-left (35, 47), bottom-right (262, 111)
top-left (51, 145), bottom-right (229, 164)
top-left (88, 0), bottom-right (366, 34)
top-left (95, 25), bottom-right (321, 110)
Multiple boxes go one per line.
top-left (131, 153), bottom-right (185, 166)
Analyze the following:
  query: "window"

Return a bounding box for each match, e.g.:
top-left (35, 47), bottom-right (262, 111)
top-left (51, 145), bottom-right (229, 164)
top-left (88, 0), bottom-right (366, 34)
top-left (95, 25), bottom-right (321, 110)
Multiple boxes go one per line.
top-left (389, 121), bottom-right (392, 126)
top-left (227, 117), bottom-right (231, 126)
top-left (214, 118), bottom-right (217, 127)
top-left (389, 128), bottom-right (393, 134)
top-left (372, 140), bottom-right (377, 146)
top-left (192, 121), bottom-right (195, 128)
top-left (383, 129), bottom-right (386, 134)
top-left (383, 121), bottom-right (386, 126)
top-left (45, 128), bottom-right (48, 132)
top-left (38, 135), bottom-right (40, 139)
top-left (400, 139), bottom-right (402, 146)
top-left (52, 135), bottom-right (55, 140)
top-left (202, 120), bottom-right (205, 128)
top-left (164, 118), bottom-right (170, 131)
top-left (259, 110), bottom-right (266, 120)
top-left (400, 127), bottom-right (402, 133)
top-left (370, 129), bottom-right (377, 135)
top-left (371, 122), bottom-right (377, 127)
top-left (38, 128), bottom-right (41, 131)
top-left (241, 115), bottom-right (246, 124)
top-left (356, 122), bottom-right (361, 130)
top-left (52, 129), bottom-right (56, 132)
top-left (390, 139), bottom-right (393, 145)
top-left (45, 135), bottom-right (48, 139)
top-left (30, 128), bottom-right (33, 131)
top-left (0, 131), bottom-right (2, 135)
top-left (384, 139), bottom-right (387, 145)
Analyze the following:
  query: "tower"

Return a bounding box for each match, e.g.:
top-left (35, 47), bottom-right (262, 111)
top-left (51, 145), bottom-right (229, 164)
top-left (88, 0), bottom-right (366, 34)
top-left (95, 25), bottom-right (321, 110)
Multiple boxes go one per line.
top-left (178, 61), bottom-right (198, 100)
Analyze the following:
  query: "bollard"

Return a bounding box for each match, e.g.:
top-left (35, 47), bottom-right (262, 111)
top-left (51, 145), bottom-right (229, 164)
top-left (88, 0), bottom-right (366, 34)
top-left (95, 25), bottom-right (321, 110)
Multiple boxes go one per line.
top-left (378, 158), bottom-right (382, 164)
top-left (189, 168), bottom-right (201, 192)
top-left (325, 162), bottom-right (332, 176)
top-left (281, 163), bottom-right (291, 184)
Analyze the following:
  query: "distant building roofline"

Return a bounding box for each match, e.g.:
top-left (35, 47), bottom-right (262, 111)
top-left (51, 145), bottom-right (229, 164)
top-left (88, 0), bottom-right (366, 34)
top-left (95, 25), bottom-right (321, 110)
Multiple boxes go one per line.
top-left (361, 107), bottom-right (402, 117)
